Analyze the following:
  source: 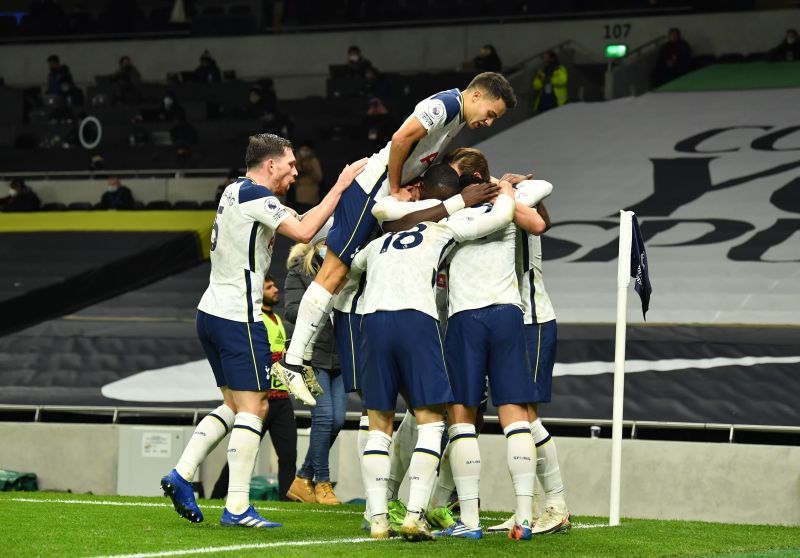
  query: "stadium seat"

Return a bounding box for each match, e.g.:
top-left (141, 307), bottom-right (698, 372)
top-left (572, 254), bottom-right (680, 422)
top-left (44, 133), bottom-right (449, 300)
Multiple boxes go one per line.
top-left (717, 53), bottom-right (745, 64)
top-left (172, 200), bottom-right (200, 210)
top-left (67, 202), bottom-right (94, 211)
top-left (40, 202), bottom-right (67, 211)
top-left (145, 200), bottom-right (172, 210)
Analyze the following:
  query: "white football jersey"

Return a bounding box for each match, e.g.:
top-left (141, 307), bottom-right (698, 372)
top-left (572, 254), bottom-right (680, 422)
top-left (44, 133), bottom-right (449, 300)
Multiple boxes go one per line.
top-left (446, 205), bottom-right (521, 317)
top-left (354, 89), bottom-right (466, 198)
top-left (518, 231), bottom-right (556, 324)
top-left (333, 270), bottom-right (366, 315)
top-left (351, 195), bottom-right (515, 320)
top-left (198, 178), bottom-right (290, 322)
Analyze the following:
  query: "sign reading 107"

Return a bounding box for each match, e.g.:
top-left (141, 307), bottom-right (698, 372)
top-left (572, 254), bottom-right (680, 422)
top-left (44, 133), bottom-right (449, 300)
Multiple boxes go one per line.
top-left (604, 23), bottom-right (631, 39)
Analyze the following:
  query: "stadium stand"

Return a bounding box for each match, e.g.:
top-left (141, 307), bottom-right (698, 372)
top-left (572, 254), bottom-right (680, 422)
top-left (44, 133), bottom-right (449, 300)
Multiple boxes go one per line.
top-left (1, 2), bottom-right (799, 531)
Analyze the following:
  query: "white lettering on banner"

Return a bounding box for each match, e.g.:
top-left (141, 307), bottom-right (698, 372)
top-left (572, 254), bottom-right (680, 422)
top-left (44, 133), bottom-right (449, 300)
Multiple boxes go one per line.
top-left (473, 89), bottom-right (800, 324)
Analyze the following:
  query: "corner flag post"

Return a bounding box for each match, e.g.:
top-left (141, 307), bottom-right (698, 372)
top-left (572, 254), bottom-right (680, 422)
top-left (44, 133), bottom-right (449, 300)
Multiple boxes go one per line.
top-left (609, 210), bottom-right (632, 526)
top-left (609, 209), bottom-right (652, 527)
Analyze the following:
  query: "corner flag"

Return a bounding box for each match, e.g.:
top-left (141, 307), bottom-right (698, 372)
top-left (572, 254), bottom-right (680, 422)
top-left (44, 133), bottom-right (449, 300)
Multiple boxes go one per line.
top-left (609, 210), bottom-right (653, 527)
top-left (630, 215), bottom-right (652, 320)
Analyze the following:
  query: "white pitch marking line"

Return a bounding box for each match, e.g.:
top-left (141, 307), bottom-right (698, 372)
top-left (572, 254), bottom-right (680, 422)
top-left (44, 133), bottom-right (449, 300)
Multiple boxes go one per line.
top-left (89, 537), bottom-right (379, 558)
top-left (7, 498), bottom-right (614, 529)
top-left (7, 498), bottom-right (362, 515)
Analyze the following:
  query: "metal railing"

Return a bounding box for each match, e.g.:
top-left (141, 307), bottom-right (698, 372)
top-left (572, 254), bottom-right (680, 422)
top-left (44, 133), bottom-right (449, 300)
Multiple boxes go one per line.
top-left (2, 403), bottom-right (797, 443)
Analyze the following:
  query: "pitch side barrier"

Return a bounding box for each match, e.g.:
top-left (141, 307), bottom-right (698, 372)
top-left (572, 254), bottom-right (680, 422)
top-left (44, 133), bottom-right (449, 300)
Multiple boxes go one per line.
top-left (2, 404), bottom-right (798, 443)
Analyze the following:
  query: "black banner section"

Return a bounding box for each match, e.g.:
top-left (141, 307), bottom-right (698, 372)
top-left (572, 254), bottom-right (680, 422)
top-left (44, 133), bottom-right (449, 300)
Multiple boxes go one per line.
top-left (0, 232), bottom-right (203, 336)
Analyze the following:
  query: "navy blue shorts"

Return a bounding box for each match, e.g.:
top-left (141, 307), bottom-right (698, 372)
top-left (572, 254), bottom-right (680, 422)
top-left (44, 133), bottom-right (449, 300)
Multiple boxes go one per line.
top-left (524, 320), bottom-right (557, 403)
top-left (360, 310), bottom-right (453, 412)
top-left (445, 304), bottom-right (535, 407)
top-left (326, 169), bottom-right (387, 267)
top-left (196, 310), bottom-right (271, 392)
top-left (334, 309), bottom-right (364, 394)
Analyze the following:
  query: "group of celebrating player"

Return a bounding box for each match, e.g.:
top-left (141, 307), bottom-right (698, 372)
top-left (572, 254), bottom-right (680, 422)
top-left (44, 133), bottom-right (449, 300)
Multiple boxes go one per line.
top-left (160, 71), bottom-right (570, 542)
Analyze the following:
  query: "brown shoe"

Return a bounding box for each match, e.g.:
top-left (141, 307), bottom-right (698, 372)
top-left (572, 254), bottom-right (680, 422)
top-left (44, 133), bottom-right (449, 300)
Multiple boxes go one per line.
top-left (314, 481), bottom-right (341, 505)
top-left (286, 476), bottom-right (316, 503)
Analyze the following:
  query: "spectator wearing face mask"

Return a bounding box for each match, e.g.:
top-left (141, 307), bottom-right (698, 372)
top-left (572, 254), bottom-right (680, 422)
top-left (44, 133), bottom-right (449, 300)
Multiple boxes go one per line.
top-left (770, 29), bottom-right (800, 62)
top-left (99, 176), bottom-right (135, 210)
top-left (2, 179), bottom-right (41, 212)
top-left (158, 93), bottom-right (186, 122)
top-left (345, 45), bottom-right (374, 79)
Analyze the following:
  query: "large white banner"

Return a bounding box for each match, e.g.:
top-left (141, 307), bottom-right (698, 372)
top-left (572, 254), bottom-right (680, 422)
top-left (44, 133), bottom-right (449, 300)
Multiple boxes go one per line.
top-left (476, 89), bottom-right (800, 325)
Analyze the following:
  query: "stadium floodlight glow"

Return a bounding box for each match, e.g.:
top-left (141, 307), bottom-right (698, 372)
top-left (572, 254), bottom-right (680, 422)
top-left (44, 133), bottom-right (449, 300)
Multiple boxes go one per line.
top-left (605, 44), bottom-right (628, 59)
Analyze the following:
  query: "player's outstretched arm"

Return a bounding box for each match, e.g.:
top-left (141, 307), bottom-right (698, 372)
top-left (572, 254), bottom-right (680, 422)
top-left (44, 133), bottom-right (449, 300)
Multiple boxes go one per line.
top-left (537, 201), bottom-right (552, 232)
top-left (515, 204), bottom-right (547, 235)
top-left (514, 179), bottom-right (553, 208)
top-left (277, 158), bottom-right (367, 243)
top-left (388, 116), bottom-right (427, 197)
top-left (379, 182), bottom-right (501, 233)
top-left (450, 181), bottom-right (516, 242)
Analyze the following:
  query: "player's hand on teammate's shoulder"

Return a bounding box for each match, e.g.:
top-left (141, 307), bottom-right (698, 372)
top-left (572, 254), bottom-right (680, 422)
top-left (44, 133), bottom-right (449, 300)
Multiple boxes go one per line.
top-left (498, 179), bottom-right (515, 199)
top-left (461, 182), bottom-right (500, 207)
top-left (332, 157), bottom-right (369, 191)
top-left (499, 172), bottom-right (533, 185)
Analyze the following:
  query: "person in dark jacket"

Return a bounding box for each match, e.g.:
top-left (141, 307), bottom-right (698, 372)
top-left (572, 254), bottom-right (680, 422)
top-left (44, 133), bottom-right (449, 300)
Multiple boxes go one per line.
top-left (99, 176), bottom-right (135, 210)
top-left (652, 28), bottom-right (692, 87)
top-left (770, 29), bottom-right (800, 62)
top-left (474, 44), bottom-right (502, 72)
top-left (284, 219), bottom-right (345, 506)
top-left (46, 54), bottom-right (73, 95)
top-left (2, 179), bottom-right (41, 212)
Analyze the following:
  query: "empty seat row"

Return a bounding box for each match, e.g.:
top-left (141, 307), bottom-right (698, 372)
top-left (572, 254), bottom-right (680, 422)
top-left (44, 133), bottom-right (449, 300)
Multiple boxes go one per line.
top-left (38, 200), bottom-right (217, 211)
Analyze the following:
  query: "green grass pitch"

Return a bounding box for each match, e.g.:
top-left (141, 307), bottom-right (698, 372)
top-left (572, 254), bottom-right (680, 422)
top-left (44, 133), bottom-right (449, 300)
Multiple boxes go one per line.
top-left (1, 492), bottom-right (798, 557)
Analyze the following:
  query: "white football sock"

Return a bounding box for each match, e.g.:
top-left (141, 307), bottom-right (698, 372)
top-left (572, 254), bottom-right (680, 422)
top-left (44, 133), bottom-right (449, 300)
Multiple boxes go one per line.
top-left (357, 416), bottom-right (371, 516)
top-left (175, 404), bottom-right (234, 482)
top-left (285, 282), bottom-right (333, 365)
top-left (406, 421), bottom-right (445, 514)
top-left (302, 296), bottom-right (334, 361)
top-left (388, 410), bottom-right (417, 500)
top-left (225, 412), bottom-right (263, 515)
top-left (531, 419), bottom-right (567, 511)
top-left (505, 421), bottom-right (536, 526)
top-left (428, 440), bottom-right (456, 510)
top-left (448, 423), bottom-right (481, 528)
top-left (362, 430), bottom-right (392, 517)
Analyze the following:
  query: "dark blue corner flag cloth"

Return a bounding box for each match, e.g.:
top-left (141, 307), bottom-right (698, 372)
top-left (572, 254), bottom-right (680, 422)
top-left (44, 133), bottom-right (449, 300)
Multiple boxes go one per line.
top-left (630, 215), bottom-right (652, 320)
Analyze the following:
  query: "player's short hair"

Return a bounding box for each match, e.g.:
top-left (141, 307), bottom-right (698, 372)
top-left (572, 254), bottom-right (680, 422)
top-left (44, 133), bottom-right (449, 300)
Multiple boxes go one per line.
top-left (245, 133), bottom-right (293, 170)
top-left (422, 163), bottom-right (461, 199)
top-left (443, 147), bottom-right (490, 182)
top-left (264, 273), bottom-right (276, 285)
top-left (467, 72), bottom-right (517, 109)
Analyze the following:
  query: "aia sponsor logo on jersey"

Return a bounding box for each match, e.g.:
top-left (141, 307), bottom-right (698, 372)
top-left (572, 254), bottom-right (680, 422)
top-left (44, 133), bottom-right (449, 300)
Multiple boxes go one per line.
top-left (420, 151), bottom-right (439, 166)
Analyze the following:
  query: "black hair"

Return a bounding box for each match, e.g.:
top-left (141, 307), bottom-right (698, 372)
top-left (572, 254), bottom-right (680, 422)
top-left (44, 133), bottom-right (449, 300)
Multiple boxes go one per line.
top-left (47, 54), bottom-right (59, 63)
top-left (245, 133), bottom-right (293, 170)
top-left (466, 72), bottom-right (517, 109)
top-left (264, 273), bottom-right (276, 284)
top-left (422, 164), bottom-right (461, 200)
